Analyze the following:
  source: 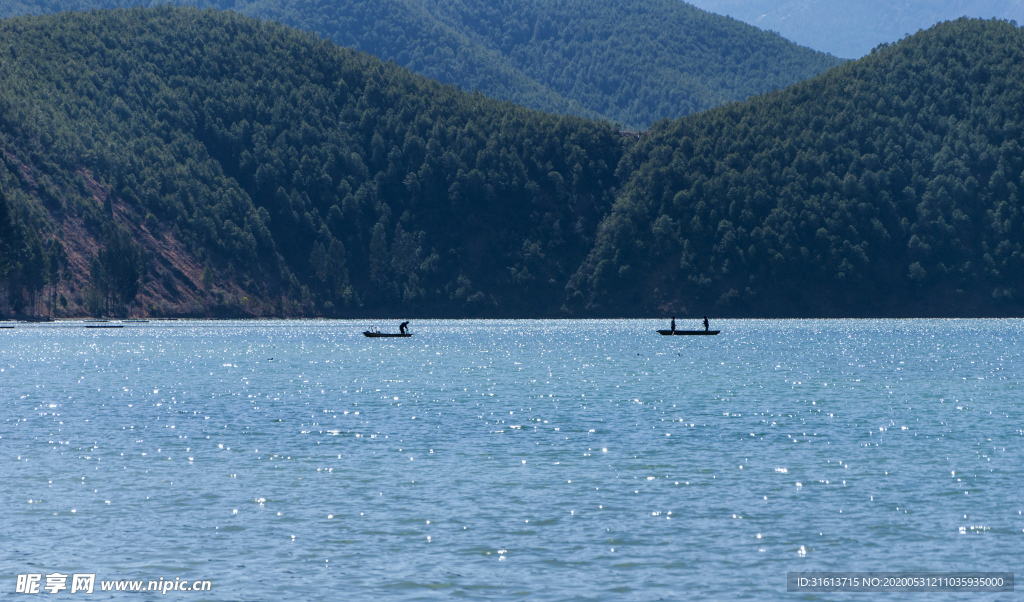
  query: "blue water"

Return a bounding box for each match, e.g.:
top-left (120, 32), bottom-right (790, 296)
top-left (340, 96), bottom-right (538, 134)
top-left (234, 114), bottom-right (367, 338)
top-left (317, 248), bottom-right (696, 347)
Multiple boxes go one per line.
top-left (2, 319), bottom-right (1021, 599)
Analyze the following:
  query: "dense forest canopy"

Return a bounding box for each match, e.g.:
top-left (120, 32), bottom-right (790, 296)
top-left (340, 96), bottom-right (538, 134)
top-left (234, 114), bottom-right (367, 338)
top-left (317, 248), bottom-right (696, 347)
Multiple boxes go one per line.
top-left (0, 6), bottom-right (622, 317)
top-left (251, 0), bottom-right (845, 128)
top-left (0, 0), bottom-right (843, 129)
top-left (1, 9), bottom-right (1022, 318)
top-left (569, 17), bottom-right (1024, 317)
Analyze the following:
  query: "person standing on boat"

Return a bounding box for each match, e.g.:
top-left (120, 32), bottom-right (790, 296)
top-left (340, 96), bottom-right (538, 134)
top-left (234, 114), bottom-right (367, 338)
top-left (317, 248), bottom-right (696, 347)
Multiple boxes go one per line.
top-left (399, 321), bottom-right (409, 335)
top-left (670, 317), bottom-right (676, 332)
top-left (703, 316), bottom-right (709, 332)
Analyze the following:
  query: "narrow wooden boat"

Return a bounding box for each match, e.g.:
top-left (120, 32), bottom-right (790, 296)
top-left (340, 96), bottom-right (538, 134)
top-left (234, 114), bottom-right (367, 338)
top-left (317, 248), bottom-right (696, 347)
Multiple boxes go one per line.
top-left (657, 329), bottom-right (720, 336)
top-left (363, 331), bottom-right (412, 338)
top-left (86, 324), bottom-right (124, 329)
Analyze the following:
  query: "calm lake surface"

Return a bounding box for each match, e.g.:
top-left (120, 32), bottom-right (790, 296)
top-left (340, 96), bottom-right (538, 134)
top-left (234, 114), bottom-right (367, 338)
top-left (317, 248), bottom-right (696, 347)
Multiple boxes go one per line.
top-left (2, 319), bottom-right (1021, 599)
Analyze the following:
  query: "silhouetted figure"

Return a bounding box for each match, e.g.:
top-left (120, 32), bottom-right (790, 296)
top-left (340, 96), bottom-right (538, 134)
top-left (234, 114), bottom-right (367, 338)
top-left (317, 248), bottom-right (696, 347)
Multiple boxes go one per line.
top-left (703, 316), bottom-right (709, 332)
top-left (670, 317), bottom-right (676, 332)
top-left (399, 321), bottom-right (409, 335)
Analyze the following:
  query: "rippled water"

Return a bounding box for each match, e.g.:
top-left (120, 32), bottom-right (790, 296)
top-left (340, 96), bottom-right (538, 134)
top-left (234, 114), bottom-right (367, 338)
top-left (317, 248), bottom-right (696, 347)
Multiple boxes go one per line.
top-left (2, 319), bottom-right (1022, 599)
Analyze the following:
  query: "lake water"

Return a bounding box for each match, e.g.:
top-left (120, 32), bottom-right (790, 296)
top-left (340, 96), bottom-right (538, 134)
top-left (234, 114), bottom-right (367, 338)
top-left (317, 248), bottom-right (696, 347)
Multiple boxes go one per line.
top-left (2, 319), bottom-right (1021, 599)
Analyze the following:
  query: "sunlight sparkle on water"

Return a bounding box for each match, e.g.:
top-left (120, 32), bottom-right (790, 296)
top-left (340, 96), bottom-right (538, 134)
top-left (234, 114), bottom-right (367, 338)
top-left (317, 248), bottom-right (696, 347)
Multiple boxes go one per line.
top-left (1, 319), bottom-right (1022, 599)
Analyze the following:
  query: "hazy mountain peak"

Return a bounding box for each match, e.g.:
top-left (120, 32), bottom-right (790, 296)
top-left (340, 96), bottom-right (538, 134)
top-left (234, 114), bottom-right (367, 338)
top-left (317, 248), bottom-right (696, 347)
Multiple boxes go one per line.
top-left (685, 0), bottom-right (1024, 58)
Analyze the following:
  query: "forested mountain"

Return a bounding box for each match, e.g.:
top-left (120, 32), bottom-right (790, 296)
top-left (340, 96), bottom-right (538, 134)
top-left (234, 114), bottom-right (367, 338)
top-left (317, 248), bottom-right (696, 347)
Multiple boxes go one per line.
top-left (568, 18), bottom-right (1024, 317)
top-left (687, 0), bottom-right (1024, 58)
top-left (3, 10), bottom-right (1023, 319)
top-left (0, 0), bottom-right (843, 129)
top-left (0, 7), bottom-right (623, 318)
top-left (252, 0), bottom-right (844, 128)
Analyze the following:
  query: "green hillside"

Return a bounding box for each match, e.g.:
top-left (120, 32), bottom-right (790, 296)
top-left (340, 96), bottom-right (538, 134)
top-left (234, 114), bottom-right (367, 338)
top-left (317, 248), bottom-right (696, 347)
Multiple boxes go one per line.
top-left (0, 0), bottom-right (843, 129)
top-left (568, 18), bottom-right (1024, 317)
top-left (3, 10), bottom-right (1023, 319)
top-left (0, 7), bottom-right (622, 317)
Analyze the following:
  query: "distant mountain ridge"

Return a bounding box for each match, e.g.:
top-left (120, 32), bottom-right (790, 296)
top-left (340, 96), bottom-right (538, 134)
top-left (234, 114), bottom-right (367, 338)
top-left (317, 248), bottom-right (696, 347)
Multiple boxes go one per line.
top-left (686, 0), bottom-right (1024, 58)
top-left (0, 0), bottom-right (843, 128)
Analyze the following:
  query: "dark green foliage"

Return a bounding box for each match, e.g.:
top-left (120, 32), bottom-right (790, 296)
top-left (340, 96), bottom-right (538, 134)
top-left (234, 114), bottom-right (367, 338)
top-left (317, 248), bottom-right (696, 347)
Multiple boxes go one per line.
top-left (0, 189), bottom-right (18, 315)
top-left (83, 257), bottom-right (107, 316)
top-left (46, 239), bottom-right (68, 316)
top-left (0, 190), bottom-right (12, 278)
top-left (0, 7), bottom-right (623, 316)
top-left (98, 226), bottom-right (146, 315)
top-left (0, 0), bottom-right (843, 129)
top-left (0, 187), bottom-right (49, 315)
top-left (4, 9), bottom-right (1023, 318)
top-left (570, 18), bottom-right (1024, 316)
top-left (201, 265), bottom-right (215, 291)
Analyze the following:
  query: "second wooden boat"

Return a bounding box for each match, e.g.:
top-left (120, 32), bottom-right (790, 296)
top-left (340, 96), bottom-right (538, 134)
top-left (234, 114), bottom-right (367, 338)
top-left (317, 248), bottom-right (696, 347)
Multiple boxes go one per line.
top-left (657, 330), bottom-right (720, 336)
